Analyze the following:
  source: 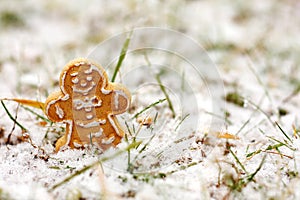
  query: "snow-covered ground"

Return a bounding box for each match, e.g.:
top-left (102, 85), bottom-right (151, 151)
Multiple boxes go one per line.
top-left (0, 0), bottom-right (300, 199)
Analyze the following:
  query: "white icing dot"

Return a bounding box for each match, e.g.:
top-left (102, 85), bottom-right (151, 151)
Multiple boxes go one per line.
top-left (86, 114), bottom-right (93, 120)
top-left (85, 106), bottom-right (92, 112)
top-left (80, 80), bottom-right (87, 87)
top-left (86, 76), bottom-right (93, 81)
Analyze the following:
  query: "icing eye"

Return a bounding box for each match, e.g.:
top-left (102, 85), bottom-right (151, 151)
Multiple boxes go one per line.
top-left (72, 77), bottom-right (79, 84)
top-left (84, 67), bottom-right (93, 74)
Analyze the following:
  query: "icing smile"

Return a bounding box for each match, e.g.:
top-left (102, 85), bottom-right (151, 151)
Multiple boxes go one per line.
top-left (72, 81), bottom-right (96, 94)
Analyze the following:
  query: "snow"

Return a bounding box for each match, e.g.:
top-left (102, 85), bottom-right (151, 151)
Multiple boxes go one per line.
top-left (0, 0), bottom-right (300, 199)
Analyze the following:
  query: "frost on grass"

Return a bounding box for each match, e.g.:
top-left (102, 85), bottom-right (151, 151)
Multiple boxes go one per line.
top-left (1, 0), bottom-right (300, 199)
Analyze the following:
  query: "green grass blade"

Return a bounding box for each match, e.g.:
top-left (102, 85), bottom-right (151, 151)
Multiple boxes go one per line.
top-left (156, 74), bottom-right (176, 118)
top-left (1, 100), bottom-right (27, 132)
top-left (229, 147), bottom-right (248, 175)
top-left (21, 105), bottom-right (51, 123)
top-left (247, 155), bottom-right (266, 182)
top-left (175, 114), bottom-right (189, 131)
top-left (131, 98), bottom-right (166, 119)
top-left (275, 121), bottom-right (292, 143)
top-left (111, 30), bottom-right (132, 82)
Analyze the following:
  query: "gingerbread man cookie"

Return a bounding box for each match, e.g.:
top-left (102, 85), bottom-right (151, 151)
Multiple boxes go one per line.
top-left (45, 58), bottom-right (131, 152)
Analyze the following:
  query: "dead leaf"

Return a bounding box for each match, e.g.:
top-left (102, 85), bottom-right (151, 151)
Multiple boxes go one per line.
top-left (216, 132), bottom-right (240, 140)
top-left (4, 98), bottom-right (45, 110)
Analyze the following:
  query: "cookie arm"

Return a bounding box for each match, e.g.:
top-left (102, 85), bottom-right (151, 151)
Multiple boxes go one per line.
top-left (110, 83), bottom-right (131, 115)
top-left (44, 91), bottom-right (70, 122)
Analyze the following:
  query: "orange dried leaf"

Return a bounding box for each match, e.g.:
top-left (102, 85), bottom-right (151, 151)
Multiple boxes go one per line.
top-left (137, 116), bottom-right (153, 127)
top-left (37, 121), bottom-right (48, 127)
top-left (7, 98), bottom-right (45, 110)
top-left (216, 132), bottom-right (239, 140)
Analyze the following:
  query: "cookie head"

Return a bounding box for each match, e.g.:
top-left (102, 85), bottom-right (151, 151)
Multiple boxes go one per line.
top-left (60, 60), bottom-right (106, 97)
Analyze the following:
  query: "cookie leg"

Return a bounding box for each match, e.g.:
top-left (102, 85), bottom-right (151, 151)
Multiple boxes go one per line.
top-left (55, 122), bottom-right (81, 151)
